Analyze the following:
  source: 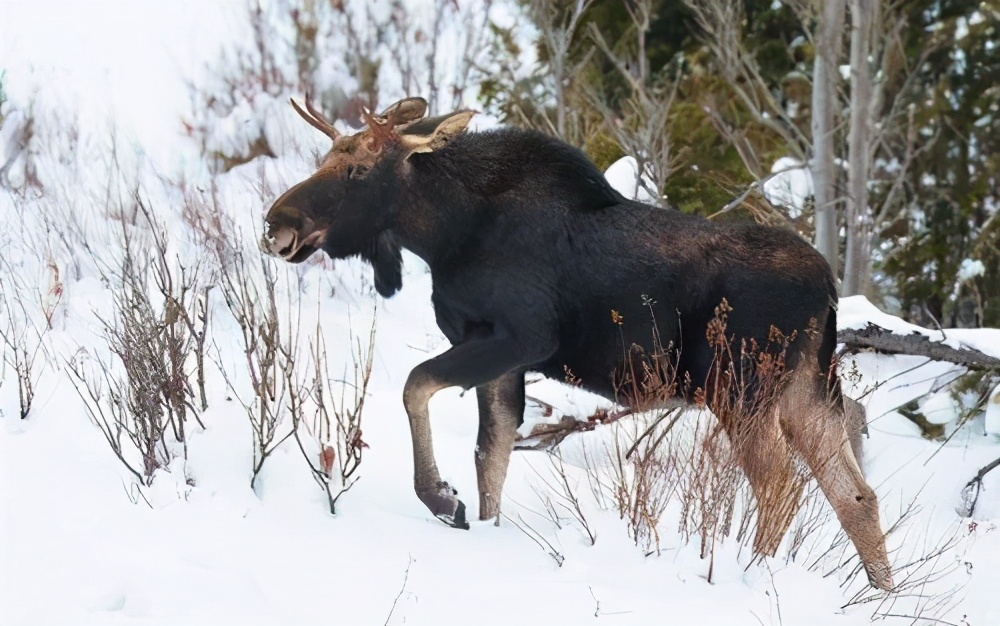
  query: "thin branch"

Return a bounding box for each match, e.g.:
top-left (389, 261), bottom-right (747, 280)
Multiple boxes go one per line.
top-left (707, 163), bottom-right (808, 220)
top-left (383, 554), bottom-right (414, 626)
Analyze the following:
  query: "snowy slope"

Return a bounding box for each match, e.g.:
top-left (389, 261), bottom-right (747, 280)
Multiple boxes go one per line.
top-left (2, 2), bottom-right (1000, 625)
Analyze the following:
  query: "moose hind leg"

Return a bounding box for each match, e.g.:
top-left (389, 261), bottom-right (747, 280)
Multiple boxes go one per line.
top-left (782, 379), bottom-right (894, 590)
top-left (475, 371), bottom-right (525, 521)
top-left (843, 396), bottom-right (867, 472)
top-left (728, 407), bottom-right (803, 558)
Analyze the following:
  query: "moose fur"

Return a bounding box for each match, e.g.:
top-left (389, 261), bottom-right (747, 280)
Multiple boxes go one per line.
top-left (261, 97), bottom-right (893, 590)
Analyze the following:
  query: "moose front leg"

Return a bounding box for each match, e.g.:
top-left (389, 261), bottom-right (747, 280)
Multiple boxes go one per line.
top-left (402, 336), bottom-right (554, 529)
top-left (403, 366), bottom-right (467, 528)
top-left (475, 371), bottom-right (526, 521)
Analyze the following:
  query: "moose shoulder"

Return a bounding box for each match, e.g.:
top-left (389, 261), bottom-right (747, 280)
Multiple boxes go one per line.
top-left (261, 96), bottom-right (893, 590)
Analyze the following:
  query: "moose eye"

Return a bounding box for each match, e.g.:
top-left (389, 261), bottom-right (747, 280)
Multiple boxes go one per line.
top-left (346, 164), bottom-right (368, 179)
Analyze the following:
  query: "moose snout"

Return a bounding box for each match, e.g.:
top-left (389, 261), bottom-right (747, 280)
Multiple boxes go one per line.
top-left (260, 206), bottom-right (327, 263)
top-left (260, 221), bottom-right (295, 257)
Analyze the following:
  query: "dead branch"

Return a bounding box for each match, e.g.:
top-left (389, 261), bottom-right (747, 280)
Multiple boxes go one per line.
top-left (958, 456), bottom-right (1000, 518)
top-left (500, 510), bottom-right (565, 567)
top-left (514, 405), bottom-right (636, 451)
top-left (838, 324), bottom-right (1000, 372)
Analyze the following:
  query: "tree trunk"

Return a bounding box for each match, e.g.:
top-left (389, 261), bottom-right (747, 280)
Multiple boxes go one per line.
top-left (811, 0), bottom-right (846, 277)
top-left (842, 0), bottom-right (875, 296)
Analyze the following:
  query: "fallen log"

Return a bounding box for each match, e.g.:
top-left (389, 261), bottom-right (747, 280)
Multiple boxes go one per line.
top-left (837, 323), bottom-right (1000, 371)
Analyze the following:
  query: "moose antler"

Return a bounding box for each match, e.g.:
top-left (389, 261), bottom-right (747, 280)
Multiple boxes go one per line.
top-left (379, 97), bottom-right (428, 127)
top-left (290, 92), bottom-right (340, 141)
top-left (291, 93), bottom-right (430, 153)
top-left (360, 106), bottom-right (396, 151)
top-left (359, 97), bottom-right (429, 152)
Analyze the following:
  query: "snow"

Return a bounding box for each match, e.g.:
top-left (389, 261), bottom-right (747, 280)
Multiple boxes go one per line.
top-left (603, 156), bottom-right (658, 204)
top-left (987, 384), bottom-right (1000, 435)
top-left (958, 258), bottom-right (986, 281)
top-left (2, 3), bottom-right (1000, 626)
top-left (761, 156), bottom-right (812, 217)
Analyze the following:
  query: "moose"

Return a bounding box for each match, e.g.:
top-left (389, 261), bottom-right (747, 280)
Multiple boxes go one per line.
top-left (261, 96), bottom-right (893, 590)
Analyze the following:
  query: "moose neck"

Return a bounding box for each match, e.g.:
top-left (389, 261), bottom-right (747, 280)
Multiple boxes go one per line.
top-left (385, 127), bottom-right (623, 270)
top-left (390, 152), bottom-right (485, 270)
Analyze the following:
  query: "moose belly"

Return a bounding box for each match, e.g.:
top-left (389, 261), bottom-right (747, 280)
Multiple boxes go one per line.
top-left (537, 303), bottom-right (692, 405)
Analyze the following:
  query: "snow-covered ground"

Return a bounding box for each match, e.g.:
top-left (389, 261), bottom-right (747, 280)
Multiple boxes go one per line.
top-left (2, 2), bottom-right (999, 625)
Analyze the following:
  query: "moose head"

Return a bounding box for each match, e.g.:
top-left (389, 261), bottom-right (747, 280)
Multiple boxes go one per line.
top-left (260, 94), bottom-right (473, 296)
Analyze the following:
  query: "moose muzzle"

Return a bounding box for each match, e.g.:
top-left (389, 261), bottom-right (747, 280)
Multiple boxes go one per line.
top-left (260, 208), bottom-right (326, 264)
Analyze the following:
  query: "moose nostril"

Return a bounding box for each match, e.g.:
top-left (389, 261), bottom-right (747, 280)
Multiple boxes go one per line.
top-left (260, 233), bottom-right (276, 255)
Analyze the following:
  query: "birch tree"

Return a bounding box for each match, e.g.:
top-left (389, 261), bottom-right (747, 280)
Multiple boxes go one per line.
top-left (842, 0), bottom-right (875, 296)
top-left (811, 0), bottom-right (846, 276)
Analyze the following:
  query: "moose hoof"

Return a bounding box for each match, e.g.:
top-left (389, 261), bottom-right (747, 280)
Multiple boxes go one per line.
top-left (418, 482), bottom-right (470, 530)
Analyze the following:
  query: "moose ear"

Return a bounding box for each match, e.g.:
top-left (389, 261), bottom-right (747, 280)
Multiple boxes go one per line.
top-left (398, 110), bottom-right (475, 157)
top-left (379, 97), bottom-right (427, 126)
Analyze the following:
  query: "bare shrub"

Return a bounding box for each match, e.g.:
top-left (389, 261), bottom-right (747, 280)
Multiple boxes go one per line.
top-left (532, 300), bottom-right (816, 582)
top-left (788, 492), bottom-right (969, 623)
top-left (522, 0), bottom-right (595, 142)
top-left (182, 0), bottom-right (292, 172)
top-left (531, 450), bottom-right (596, 545)
top-left (68, 353), bottom-right (147, 485)
top-left (588, 408), bottom-right (753, 574)
top-left (783, 481), bottom-right (834, 566)
top-left (501, 509), bottom-right (566, 567)
top-left (0, 105), bottom-right (42, 191)
top-left (135, 198), bottom-right (212, 424)
top-left (291, 314), bottom-right (376, 514)
top-left (696, 303), bottom-right (814, 566)
top-left (344, 0), bottom-right (495, 115)
top-left (179, 178), bottom-right (236, 270)
top-left (606, 413), bottom-right (681, 556)
top-left (675, 415), bottom-right (752, 575)
top-left (215, 237), bottom-right (298, 489)
top-left (186, 0), bottom-right (495, 173)
top-left (859, 525), bottom-right (964, 622)
top-left (68, 194), bottom-right (206, 485)
top-left (682, 0), bottom-right (809, 166)
top-left (0, 262), bottom-right (52, 419)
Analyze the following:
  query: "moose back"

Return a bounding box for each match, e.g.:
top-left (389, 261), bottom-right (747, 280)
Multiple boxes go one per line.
top-left (260, 96), bottom-right (893, 590)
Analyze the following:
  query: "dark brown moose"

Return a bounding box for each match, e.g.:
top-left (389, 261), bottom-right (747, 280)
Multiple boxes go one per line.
top-left (261, 95), bottom-right (893, 590)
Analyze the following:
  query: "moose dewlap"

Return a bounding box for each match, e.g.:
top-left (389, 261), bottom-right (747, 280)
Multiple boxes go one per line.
top-left (260, 95), bottom-right (893, 590)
